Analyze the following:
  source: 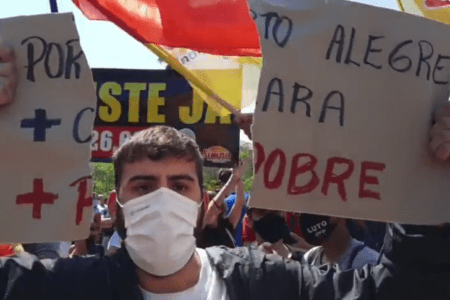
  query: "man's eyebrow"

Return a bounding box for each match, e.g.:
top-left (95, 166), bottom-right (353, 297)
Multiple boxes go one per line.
top-left (168, 174), bottom-right (196, 182)
top-left (127, 175), bottom-right (158, 183)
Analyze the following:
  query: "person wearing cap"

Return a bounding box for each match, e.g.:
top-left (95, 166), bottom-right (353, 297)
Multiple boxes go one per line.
top-left (300, 214), bottom-right (379, 270)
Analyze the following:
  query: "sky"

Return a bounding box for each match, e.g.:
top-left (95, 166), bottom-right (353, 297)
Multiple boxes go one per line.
top-left (0, 0), bottom-right (400, 69)
top-left (0, 0), bottom-right (400, 141)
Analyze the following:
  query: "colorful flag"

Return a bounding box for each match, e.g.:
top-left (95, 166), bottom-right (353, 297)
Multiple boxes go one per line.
top-left (147, 45), bottom-right (261, 116)
top-left (397, 0), bottom-right (450, 24)
top-left (72, 0), bottom-right (261, 57)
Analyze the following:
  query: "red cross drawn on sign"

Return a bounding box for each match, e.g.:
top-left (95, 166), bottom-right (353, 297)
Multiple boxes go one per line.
top-left (16, 179), bottom-right (58, 219)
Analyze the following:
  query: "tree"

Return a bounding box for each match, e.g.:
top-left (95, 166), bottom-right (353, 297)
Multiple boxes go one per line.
top-left (91, 163), bottom-right (115, 196)
top-left (240, 142), bottom-right (254, 192)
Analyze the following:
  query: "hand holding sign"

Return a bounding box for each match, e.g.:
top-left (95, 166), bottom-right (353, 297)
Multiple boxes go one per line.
top-left (0, 45), bottom-right (18, 106)
top-left (0, 13), bottom-right (96, 243)
top-left (431, 104), bottom-right (450, 160)
top-left (234, 112), bottom-right (253, 140)
top-left (231, 160), bottom-right (246, 184)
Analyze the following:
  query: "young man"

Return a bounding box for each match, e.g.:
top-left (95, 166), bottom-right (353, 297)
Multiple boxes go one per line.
top-left (300, 214), bottom-right (379, 270)
top-left (1, 45), bottom-right (450, 300)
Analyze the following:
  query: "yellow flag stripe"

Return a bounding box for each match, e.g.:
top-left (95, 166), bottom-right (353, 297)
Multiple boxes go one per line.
top-left (146, 44), bottom-right (241, 116)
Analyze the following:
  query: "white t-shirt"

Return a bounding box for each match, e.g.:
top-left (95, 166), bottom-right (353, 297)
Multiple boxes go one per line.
top-left (303, 239), bottom-right (379, 270)
top-left (139, 248), bottom-right (229, 300)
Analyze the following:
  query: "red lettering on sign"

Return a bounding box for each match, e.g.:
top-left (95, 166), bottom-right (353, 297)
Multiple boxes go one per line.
top-left (255, 143), bottom-right (386, 200)
top-left (287, 153), bottom-right (320, 195)
top-left (16, 179), bottom-right (58, 219)
top-left (254, 142), bottom-right (265, 174)
top-left (359, 161), bottom-right (386, 200)
top-left (70, 176), bottom-right (93, 225)
top-left (264, 149), bottom-right (286, 189)
top-left (321, 157), bottom-right (354, 201)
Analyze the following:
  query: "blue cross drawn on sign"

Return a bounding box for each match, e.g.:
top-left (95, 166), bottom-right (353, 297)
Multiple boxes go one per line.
top-left (21, 109), bottom-right (62, 142)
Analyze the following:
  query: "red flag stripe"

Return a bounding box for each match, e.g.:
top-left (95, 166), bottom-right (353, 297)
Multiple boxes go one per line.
top-left (73, 0), bottom-right (261, 56)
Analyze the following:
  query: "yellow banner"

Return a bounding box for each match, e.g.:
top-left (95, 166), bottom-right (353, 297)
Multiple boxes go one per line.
top-left (397, 0), bottom-right (450, 24)
top-left (147, 44), bottom-right (261, 116)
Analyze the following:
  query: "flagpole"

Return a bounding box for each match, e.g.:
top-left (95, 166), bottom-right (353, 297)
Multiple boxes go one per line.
top-left (50, 0), bottom-right (59, 13)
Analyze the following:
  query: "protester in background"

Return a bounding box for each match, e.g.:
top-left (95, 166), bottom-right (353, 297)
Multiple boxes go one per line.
top-left (216, 166), bottom-right (248, 246)
top-left (0, 244), bottom-right (23, 257)
top-left (94, 194), bottom-right (110, 218)
top-left (246, 208), bottom-right (312, 261)
top-left (69, 214), bottom-right (105, 257)
top-left (22, 242), bottom-right (61, 259)
top-left (105, 190), bottom-right (122, 255)
top-left (198, 162), bottom-right (246, 248)
top-left (300, 213), bottom-right (379, 270)
top-left (100, 191), bottom-right (116, 249)
top-left (242, 210), bottom-right (308, 247)
top-left (107, 190), bottom-right (117, 221)
top-left (241, 214), bottom-right (256, 246)
top-left (347, 220), bottom-right (387, 252)
top-left (92, 192), bottom-right (98, 207)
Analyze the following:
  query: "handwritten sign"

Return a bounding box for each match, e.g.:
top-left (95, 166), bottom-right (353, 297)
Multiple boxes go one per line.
top-left (91, 69), bottom-right (240, 167)
top-left (250, 0), bottom-right (450, 224)
top-left (0, 13), bottom-right (96, 242)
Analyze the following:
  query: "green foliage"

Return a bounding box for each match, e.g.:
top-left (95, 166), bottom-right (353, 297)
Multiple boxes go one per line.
top-left (240, 143), bottom-right (254, 192)
top-left (203, 166), bottom-right (221, 192)
top-left (243, 176), bottom-right (254, 192)
top-left (91, 163), bottom-right (115, 196)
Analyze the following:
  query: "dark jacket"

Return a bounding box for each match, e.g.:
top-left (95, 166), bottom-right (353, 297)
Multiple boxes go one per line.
top-left (0, 223), bottom-right (449, 300)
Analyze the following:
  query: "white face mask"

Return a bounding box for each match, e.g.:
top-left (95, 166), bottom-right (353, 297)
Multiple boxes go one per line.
top-left (120, 187), bottom-right (200, 276)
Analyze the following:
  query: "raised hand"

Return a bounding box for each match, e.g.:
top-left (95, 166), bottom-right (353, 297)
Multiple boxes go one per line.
top-left (0, 45), bottom-right (18, 106)
top-left (430, 104), bottom-right (450, 160)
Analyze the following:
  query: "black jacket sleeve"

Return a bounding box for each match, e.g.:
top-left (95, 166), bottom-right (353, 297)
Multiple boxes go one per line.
top-left (0, 248), bottom-right (136, 300)
top-left (206, 223), bottom-right (450, 300)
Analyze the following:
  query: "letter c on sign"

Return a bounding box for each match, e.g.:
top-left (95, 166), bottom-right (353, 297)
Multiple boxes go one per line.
top-left (73, 107), bottom-right (95, 143)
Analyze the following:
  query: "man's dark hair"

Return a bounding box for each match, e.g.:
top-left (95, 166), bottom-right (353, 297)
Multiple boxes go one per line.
top-left (217, 168), bottom-right (232, 186)
top-left (113, 125), bottom-right (204, 192)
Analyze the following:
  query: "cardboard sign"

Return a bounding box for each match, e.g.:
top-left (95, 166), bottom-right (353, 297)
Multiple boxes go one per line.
top-left (250, 0), bottom-right (450, 224)
top-left (0, 14), bottom-right (96, 242)
top-left (91, 69), bottom-right (240, 167)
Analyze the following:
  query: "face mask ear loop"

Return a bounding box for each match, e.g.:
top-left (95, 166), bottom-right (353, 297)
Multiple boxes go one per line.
top-left (197, 199), bottom-right (203, 208)
top-left (116, 197), bottom-right (124, 208)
